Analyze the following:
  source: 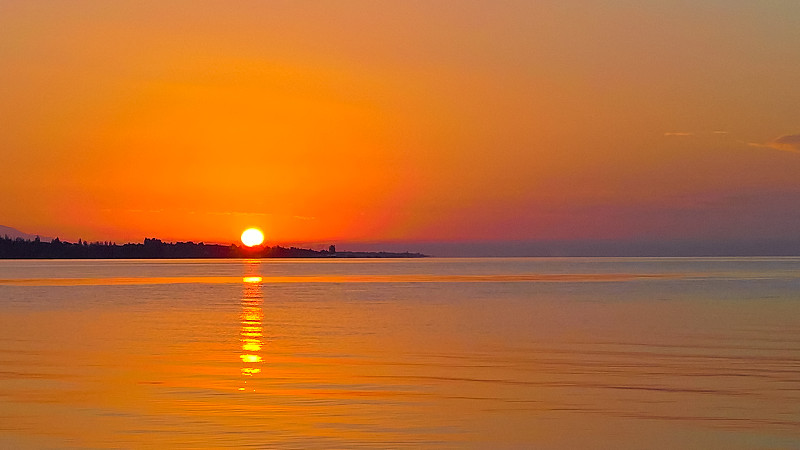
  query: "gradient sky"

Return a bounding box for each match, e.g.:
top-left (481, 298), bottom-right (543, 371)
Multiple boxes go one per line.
top-left (2, 1), bottom-right (799, 249)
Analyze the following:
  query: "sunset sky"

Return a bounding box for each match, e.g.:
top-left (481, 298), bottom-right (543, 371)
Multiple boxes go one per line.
top-left (2, 1), bottom-right (799, 253)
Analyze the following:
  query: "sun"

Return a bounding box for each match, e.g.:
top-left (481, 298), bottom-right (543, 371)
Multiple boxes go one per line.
top-left (240, 228), bottom-right (264, 247)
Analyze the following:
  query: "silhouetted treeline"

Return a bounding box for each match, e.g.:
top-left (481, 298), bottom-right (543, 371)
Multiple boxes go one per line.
top-left (0, 236), bottom-right (426, 259)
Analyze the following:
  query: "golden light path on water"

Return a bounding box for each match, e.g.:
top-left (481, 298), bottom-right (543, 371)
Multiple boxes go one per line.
top-left (240, 270), bottom-right (264, 386)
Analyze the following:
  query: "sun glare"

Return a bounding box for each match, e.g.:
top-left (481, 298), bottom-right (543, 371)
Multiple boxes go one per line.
top-left (241, 228), bottom-right (264, 247)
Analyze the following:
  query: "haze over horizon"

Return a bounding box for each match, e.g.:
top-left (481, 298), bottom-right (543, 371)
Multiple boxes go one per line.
top-left (5, 223), bottom-right (800, 258)
top-left (2, 1), bottom-right (799, 253)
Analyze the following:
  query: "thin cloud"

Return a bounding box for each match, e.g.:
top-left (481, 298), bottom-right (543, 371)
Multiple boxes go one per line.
top-left (663, 131), bottom-right (730, 137)
top-left (750, 134), bottom-right (800, 153)
top-left (101, 208), bottom-right (164, 214)
top-left (199, 210), bottom-right (274, 216)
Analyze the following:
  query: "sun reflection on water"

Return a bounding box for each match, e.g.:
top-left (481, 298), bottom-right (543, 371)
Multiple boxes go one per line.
top-left (240, 263), bottom-right (263, 388)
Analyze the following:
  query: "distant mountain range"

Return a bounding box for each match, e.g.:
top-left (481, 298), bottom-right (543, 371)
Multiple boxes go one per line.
top-left (0, 225), bottom-right (52, 242)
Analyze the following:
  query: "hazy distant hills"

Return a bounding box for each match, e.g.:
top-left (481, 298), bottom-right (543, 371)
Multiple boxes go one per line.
top-left (0, 225), bottom-right (52, 242)
top-left (3, 224), bottom-right (799, 257)
top-left (0, 236), bottom-right (427, 259)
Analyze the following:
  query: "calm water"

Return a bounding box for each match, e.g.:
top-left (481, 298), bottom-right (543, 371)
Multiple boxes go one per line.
top-left (1, 257), bottom-right (799, 448)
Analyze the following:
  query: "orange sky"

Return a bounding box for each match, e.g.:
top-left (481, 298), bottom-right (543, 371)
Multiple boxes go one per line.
top-left (2, 1), bottom-right (799, 247)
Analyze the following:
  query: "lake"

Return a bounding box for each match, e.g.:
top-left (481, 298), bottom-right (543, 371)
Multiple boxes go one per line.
top-left (1, 257), bottom-right (799, 448)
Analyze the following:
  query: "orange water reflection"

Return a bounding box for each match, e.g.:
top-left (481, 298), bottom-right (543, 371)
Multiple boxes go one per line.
top-left (0, 272), bottom-right (731, 287)
top-left (239, 263), bottom-right (263, 388)
top-left (2, 259), bottom-right (800, 448)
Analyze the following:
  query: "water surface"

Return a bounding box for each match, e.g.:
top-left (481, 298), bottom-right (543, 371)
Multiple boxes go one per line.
top-left (1, 258), bottom-right (799, 448)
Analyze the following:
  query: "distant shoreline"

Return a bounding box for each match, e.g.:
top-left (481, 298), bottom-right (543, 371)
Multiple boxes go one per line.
top-left (0, 236), bottom-right (427, 259)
